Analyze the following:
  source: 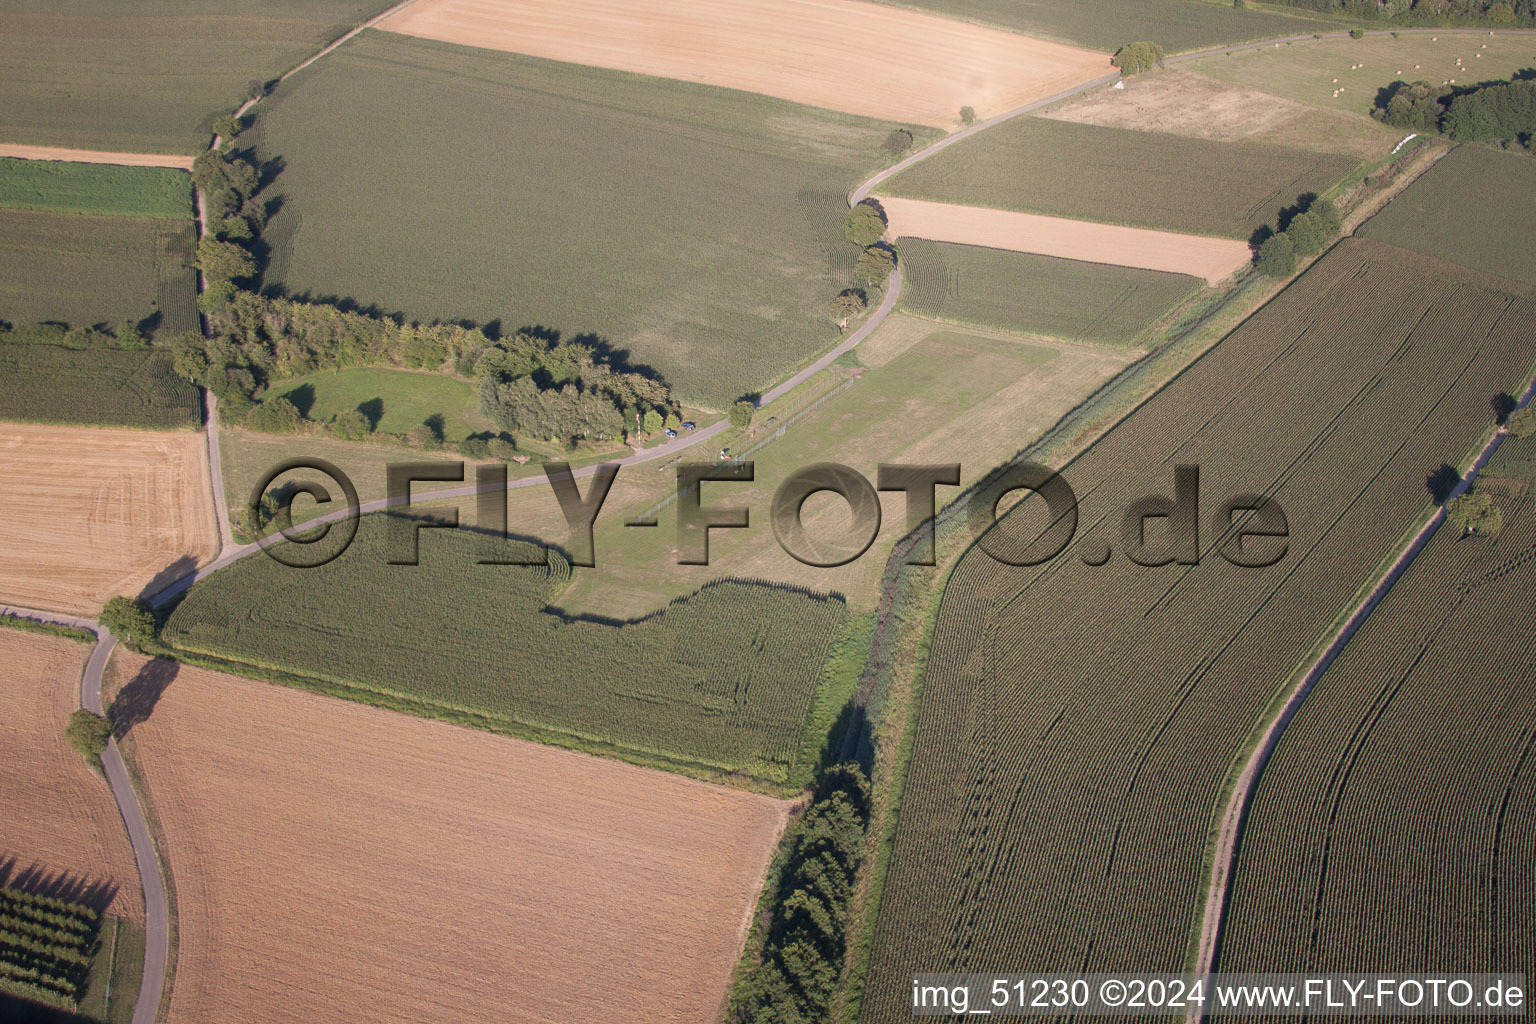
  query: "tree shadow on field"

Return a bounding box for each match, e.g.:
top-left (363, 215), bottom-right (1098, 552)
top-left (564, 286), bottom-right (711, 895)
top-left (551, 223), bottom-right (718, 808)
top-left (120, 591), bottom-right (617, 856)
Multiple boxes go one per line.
top-left (280, 382), bottom-right (315, 418)
top-left (1427, 463), bottom-right (1462, 505)
top-left (108, 658), bottom-right (178, 740)
top-left (357, 397), bottom-right (384, 430)
top-left (0, 854), bottom-right (119, 916)
top-left (1492, 392), bottom-right (1518, 425)
top-left (138, 554), bottom-right (199, 609)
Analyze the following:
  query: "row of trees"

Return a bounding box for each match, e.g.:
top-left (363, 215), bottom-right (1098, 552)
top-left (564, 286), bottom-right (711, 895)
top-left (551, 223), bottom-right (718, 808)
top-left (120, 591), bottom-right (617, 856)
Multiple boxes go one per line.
top-left (0, 319), bottom-right (149, 350)
top-left (1267, 0), bottom-right (1534, 24)
top-left (1255, 194), bottom-right (1344, 276)
top-left (733, 764), bottom-right (870, 1024)
top-left (1377, 75), bottom-right (1536, 147)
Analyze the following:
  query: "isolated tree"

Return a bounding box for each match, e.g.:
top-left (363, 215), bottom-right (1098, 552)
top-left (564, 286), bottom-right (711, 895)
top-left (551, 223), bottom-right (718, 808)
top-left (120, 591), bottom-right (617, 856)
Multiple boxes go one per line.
top-left (1507, 405), bottom-right (1536, 438)
top-left (855, 244), bottom-right (897, 287)
top-left (730, 400), bottom-right (755, 429)
top-left (1255, 232), bottom-right (1297, 277)
top-left (843, 202), bottom-right (886, 247)
top-left (882, 128), bottom-right (914, 155)
top-left (212, 114), bottom-right (242, 144)
top-left (66, 710), bottom-right (112, 772)
top-left (197, 237), bottom-right (255, 283)
top-left (959, 105), bottom-right (977, 126)
top-left (829, 288), bottom-right (867, 327)
top-left (1112, 41), bottom-right (1165, 76)
top-left (100, 596), bottom-right (155, 649)
top-left (1446, 490), bottom-right (1502, 535)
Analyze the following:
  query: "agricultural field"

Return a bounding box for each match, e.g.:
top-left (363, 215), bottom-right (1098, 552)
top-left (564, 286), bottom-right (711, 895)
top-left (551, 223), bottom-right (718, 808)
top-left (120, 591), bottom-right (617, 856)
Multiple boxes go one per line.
top-left (858, 238), bottom-right (1536, 1019)
top-left (1188, 31), bottom-right (1536, 120)
top-left (1482, 433), bottom-right (1536, 494)
top-left (880, 116), bottom-right (1357, 238)
top-left (0, 344), bottom-right (200, 428)
top-left (0, 425), bottom-right (216, 614)
top-left (378, 0), bottom-right (1109, 130)
top-left (878, 197), bottom-right (1249, 284)
top-left (0, 631), bottom-right (142, 923)
top-left (0, 210), bottom-right (198, 337)
top-left (161, 515), bottom-right (846, 783)
top-left (1219, 496), bottom-right (1536, 980)
top-left (0, 0), bottom-right (399, 154)
top-left (251, 31), bottom-right (937, 408)
top-left (869, 0), bottom-right (1328, 51)
top-left (1356, 143), bottom-right (1536, 291)
top-left (0, 158), bottom-right (191, 219)
top-left (264, 367), bottom-right (494, 442)
top-left (897, 239), bottom-right (1204, 344)
top-left (108, 652), bottom-right (789, 1023)
top-left (1040, 67), bottom-right (1400, 158)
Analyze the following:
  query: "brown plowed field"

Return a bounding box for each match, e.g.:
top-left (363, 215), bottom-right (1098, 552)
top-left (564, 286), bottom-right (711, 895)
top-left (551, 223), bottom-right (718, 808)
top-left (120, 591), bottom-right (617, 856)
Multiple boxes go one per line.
top-left (376, 0), bottom-right (1111, 129)
top-left (0, 630), bottom-right (143, 920)
top-left (107, 653), bottom-right (790, 1024)
top-left (0, 144), bottom-right (194, 170)
top-left (0, 425), bottom-right (216, 614)
top-left (876, 195), bottom-right (1254, 285)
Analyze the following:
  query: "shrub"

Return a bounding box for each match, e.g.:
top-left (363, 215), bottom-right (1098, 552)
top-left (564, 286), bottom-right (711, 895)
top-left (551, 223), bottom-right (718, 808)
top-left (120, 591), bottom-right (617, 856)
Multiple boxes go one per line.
top-left (1112, 41), bottom-right (1165, 76)
top-left (1506, 405), bottom-right (1536, 438)
top-left (331, 408), bottom-right (373, 441)
top-left (1446, 490), bottom-right (1502, 535)
top-left (1350, 27), bottom-right (1365, 39)
top-left (66, 710), bottom-right (111, 771)
top-left (882, 129), bottom-right (914, 155)
top-left (959, 105), bottom-right (977, 126)
top-left (245, 396), bottom-right (304, 434)
top-left (729, 400), bottom-right (755, 429)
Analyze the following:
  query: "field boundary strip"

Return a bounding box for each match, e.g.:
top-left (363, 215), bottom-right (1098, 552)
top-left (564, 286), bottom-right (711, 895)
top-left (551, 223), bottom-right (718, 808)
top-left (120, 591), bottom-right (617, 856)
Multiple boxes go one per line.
top-left (0, 145), bottom-right (193, 171)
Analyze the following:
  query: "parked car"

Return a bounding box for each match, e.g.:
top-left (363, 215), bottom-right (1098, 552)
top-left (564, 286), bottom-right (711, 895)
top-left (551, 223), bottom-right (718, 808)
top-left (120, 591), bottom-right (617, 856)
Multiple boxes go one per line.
top-left (665, 428), bottom-right (678, 438)
top-left (681, 421), bottom-right (697, 431)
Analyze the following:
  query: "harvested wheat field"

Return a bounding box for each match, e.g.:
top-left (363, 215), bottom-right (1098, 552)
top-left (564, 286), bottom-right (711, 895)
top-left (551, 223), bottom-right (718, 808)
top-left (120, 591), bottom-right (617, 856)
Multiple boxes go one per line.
top-left (0, 144), bottom-right (194, 170)
top-left (108, 653), bottom-right (791, 1024)
top-left (0, 424), bottom-right (216, 614)
top-left (875, 195), bottom-right (1253, 285)
top-left (376, 0), bottom-right (1111, 129)
top-left (0, 630), bottom-right (142, 920)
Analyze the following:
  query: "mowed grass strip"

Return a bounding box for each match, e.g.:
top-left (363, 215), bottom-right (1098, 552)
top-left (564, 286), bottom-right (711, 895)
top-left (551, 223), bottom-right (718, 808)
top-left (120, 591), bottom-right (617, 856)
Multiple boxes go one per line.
top-left (0, 158), bottom-right (192, 219)
top-left (0, 0), bottom-right (399, 154)
top-left (870, 0), bottom-right (1326, 52)
top-left (252, 30), bottom-right (936, 408)
top-left (1219, 495), bottom-right (1536, 981)
top-left (162, 515), bottom-right (847, 784)
top-left (882, 116), bottom-right (1357, 238)
top-left (1357, 144), bottom-right (1536, 291)
top-left (268, 367), bottom-right (493, 441)
top-left (897, 239), bottom-right (1204, 345)
top-left (0, 209), bottom-right (198, 335)
top-left (0, 344), bottom-right (199, 428)
top-left (858, 238), bottom-right (1536, 1020)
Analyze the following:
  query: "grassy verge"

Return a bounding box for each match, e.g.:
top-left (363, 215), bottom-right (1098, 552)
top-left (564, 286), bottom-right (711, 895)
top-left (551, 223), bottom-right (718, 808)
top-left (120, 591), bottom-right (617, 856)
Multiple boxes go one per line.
top-left (0, 614), bottom-right (94, 644)
top-left (77, 915), bottom-right (143, 1024)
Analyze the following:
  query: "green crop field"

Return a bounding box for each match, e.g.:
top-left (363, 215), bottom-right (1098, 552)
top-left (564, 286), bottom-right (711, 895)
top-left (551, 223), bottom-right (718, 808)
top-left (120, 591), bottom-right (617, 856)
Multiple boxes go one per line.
top-left (266, 367), bottom-right (493, 441)
top-left (897, 239), bottom-right (1204, 345)
top-left (1188, 32), bottom-right (1536, 119)
top-left (251, 31), bottom-right (938, 409)
top-left (1483, 434), bottom-right (1536, 495)
top-left (0, 0), bottom-right (397, 154)
top-left (0, 210), bottom-right (198, 336)
top-left (1357, 144), bottom-right (1536, 290)
top-left (161, 515), bottom-right (847, 785)
top-left (873, 0), bottom-right (1328, 52)
top-left (881, 116), bottom-right (1356, 238)
top-left (0, 343), bottom-right (200, 428)
top-left (857, 238), bottom-right (1536, 1019)
top-left (0, 883), bottom-right (103, 1013)
top-left (1219, 495), bottom-right (1536, 981)
top-left (0, 159), bottom-right (192, 219)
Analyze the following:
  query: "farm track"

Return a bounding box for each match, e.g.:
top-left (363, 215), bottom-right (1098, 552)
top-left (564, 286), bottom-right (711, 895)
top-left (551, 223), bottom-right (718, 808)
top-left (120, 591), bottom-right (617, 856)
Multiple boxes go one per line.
top-left (1185, 372), bottom-right (1536, 1021)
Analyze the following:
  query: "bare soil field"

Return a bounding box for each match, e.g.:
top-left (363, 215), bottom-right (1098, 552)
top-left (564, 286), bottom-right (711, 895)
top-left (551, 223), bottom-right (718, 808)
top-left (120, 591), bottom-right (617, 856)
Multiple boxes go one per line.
top-left (376, 0), bottom-right (1111, 129)
top-left (0, 630), bottom-right (142, 920)
top-left (875, 195), bottom-right (1253, 285)
top-left (0, 144), bottom-right (194, 170)
top-left (0, 425), bottom-right (216, 614)
top-left (108, 653), bottom-right (790, 1024)
top-left (1039, 68), bottom-right (1396, 159)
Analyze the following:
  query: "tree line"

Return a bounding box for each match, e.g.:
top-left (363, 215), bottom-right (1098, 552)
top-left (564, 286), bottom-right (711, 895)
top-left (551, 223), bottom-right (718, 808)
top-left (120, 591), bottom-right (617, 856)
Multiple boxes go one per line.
top-left (1255, 193), bottom-right (1344, 276)
top-left (1375, 74), bottom-right (1536, 149)
top-left (1265, 0), bottom-right (1534, 25)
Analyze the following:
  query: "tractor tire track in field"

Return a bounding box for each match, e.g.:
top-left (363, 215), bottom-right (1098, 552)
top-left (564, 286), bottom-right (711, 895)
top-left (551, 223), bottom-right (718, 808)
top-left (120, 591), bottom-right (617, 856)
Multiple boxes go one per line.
top-left (1186, 373), bottom-right (1536, 1021)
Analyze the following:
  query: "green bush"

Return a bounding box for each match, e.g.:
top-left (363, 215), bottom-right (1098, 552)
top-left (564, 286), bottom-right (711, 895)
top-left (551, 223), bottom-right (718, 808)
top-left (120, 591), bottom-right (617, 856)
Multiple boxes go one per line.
top-left (1506, 405), bottom-right (1536, 438)
top-left (1256, 233), bottom-right (1297, 277)
top-left (730, 400), bottom-right (755, 429)
top-left (1112, 41), bottom-right (1165, 76)
top-left (843, 202), bottom-right (886, 247)
top-left (1350, 27), bottom-right (1365, 39)
top-left (100, 596), bottom-right (155, 649)
top-left (1446, 490), bottom-right (1502, 535)
top-left (959, 105), bottom-right (977, 126)
top-left (66, 710), bottom-right (111, 771)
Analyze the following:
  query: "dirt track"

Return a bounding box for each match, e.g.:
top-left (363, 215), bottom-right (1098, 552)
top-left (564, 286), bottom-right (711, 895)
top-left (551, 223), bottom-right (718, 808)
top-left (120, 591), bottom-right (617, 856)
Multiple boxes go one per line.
top-left (0, 425), bottom-right (217, 615)
top-left (376, 0), bottom-right (1110, 129)
top-left (0, 630), bottom-right (143, 920)
top-left (110, 654), bottom-right (789, 1024)
top-left (0, 144), bottom-right (193, 170)
top-left (875, 195), bottom-right (1253, 285)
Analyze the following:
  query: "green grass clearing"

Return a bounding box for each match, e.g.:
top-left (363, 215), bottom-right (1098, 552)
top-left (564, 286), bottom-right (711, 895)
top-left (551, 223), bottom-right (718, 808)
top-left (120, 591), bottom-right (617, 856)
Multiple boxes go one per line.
top-left (0, 159), bottom-right (192, 219)
top-left (267, 367), bottom-right (494, 441)
top-left (251, 30), bottom-right (938, 408)
top-left (898, 239), bottom-right (1205, 345)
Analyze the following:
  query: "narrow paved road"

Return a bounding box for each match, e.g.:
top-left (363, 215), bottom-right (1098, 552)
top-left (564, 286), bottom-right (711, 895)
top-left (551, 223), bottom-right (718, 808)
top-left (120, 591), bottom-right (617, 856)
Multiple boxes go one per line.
top-left (1185, 375), bottom-right (1536, 1018)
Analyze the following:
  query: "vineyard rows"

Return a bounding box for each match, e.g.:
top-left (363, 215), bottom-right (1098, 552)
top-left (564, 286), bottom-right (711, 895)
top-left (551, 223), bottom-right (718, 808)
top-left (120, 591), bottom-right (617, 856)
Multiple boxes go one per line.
top-left (859, 238), bottom-right (1536, 1021)
top-left (1218, 495), bottom-right (1535, 989)
top-left (0, 884), bottom-right (100, 1011)
top-left (163, 515), bottom-right (846, 784)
